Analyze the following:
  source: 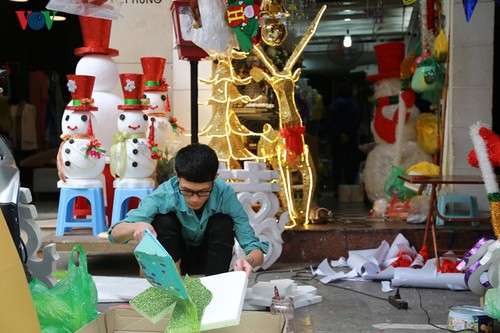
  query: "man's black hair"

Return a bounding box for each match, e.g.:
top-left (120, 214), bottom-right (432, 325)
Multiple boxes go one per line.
top-left (174, 143), bottom-right (219, 183)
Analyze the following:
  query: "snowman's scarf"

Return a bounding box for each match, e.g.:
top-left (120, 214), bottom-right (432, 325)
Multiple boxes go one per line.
top-left (373, 90), bottom-right (415, 146)
top-left (110, 131), bottom-right (146, 179)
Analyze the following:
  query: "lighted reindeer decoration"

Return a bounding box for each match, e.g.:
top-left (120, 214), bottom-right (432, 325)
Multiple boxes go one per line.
top-left (250, 5), bottom-right (326, 227)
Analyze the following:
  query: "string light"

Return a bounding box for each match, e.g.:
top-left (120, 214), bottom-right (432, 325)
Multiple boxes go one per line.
top-left (198, 52), bottom-right (271, 167)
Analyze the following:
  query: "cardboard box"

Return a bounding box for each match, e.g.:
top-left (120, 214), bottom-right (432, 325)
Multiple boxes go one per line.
top-left (77, 308), bottom-right (284, 333)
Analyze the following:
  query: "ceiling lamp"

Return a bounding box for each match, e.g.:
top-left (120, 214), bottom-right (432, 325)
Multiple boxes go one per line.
top-left (343, 29), bottom-right (352, 48)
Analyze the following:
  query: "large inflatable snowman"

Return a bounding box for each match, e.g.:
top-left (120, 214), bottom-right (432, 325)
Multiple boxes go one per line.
top-left (140, 56), bottom-right (182, 158)
top-left (110, 73), bottom-right (159, 188)
top-left (363, 42), bottom-right (432, 202)
top-left (57, 74), bottom-right (106, 187)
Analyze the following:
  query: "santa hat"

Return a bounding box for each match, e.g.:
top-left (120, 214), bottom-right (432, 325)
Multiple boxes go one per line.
top-left (74, 16), bottom-right (119, 57)
top-left (66, 74), bottom-right (98, 111)
top-left (141, 57), bottom-right (169, 92)
top-left (366, 41), bottom-right (405, 83)
top-left (118, 73), bottom-right (148, 111)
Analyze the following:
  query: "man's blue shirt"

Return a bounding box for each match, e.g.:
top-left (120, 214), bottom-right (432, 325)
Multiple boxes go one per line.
top-left (108, 177), bottom-right (268, 255)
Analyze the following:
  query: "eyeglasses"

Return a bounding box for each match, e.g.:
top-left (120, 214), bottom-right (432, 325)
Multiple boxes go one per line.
top-left (179, 188), bottom-right (212, 197)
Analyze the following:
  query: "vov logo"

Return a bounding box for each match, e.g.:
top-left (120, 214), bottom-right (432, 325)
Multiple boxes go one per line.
top-left (16, 11), bottom-right (58, 30)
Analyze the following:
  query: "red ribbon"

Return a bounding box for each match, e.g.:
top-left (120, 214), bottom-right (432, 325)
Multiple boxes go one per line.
top-left (438, 258), bottom-right (460, 273)
top-left (85, 139), bottom-right (105, 159)
top-left (418, 245), bottom-right (429, 263)
top-left (391, 251), bottom-right (412, 268)
top-left (148, 140), bottom-right (162, 160)
top-left (280, 125), bottom-right (305, 163)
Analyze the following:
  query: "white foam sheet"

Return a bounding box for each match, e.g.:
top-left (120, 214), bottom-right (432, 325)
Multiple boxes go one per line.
top-left (243, 279), bottom-right (322, 309)
top-left (92, 271), bottom-right (248, 331)
top-left (199, 271), bottom-right (248, 331)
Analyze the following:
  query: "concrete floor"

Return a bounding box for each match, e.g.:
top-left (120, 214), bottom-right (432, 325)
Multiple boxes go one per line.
top-left (34, 193), bottom-right (499, 333)
top-left (53, 251), bottom-right (490, 333)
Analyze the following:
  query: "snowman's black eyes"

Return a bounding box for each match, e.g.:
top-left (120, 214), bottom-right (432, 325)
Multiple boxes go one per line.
top-left (81, 115), bottom-right (88, 122)
top-left (119, 114), bottom-right (125, 121)
top-left (143, 115), bottom-right (148, 121)
top-left (65, 115), bottom-right (70, 121)
top-left (142, 94), bottom-right (147, 99)
top-left (161, 95), bottom-right (166, 101)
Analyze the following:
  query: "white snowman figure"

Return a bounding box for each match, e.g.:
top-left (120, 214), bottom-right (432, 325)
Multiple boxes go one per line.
top-left (69, 16), bottom-right (122, 155)
top-left (363, 42), bottom-right (432, 202)
top-left (57, 74), bottom-right (106, 187)
top-left (140, 56), bottom-right (183, 158)
top-left (110, 73), bottom-right (160, 188)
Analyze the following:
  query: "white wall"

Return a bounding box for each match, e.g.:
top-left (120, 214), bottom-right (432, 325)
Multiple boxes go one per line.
top-left (109, 0), bottom-right (213, 146)
top-left (442, 0), bottom-right (494, 210)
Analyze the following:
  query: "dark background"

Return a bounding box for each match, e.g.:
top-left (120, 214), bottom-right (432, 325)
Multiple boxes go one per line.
top-left (0, 0), bottom-right (82, 103)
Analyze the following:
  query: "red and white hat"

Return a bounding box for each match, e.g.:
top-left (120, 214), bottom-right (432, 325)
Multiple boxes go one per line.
top-left (74, 16), bottom-right (119, 57)
top-left (118, 73), bottom-right (148, 111)
top-left (66, 74), bottom-right (98, 111)
top-left (141, 57), bottom-right (169, 92)
top-left (366, 41), bottom-right (405, 83)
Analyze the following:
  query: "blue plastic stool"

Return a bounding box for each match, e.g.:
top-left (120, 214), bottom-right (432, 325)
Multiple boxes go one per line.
top-left (111, 188), bottom-right (153, 227)
top-left (436, 195), bottom-right (479, 226)
top-left (56, 187), bottom-right (107, 236)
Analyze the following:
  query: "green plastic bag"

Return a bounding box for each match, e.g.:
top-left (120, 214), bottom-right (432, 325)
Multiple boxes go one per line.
top-left (29, 245), bottom-right (98, 333)
top-left (384, 165), bottom-right (417, 201)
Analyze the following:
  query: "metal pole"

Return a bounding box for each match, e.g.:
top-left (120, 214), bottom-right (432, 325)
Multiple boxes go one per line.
top-left (190, 60), bottom-right (198, 144)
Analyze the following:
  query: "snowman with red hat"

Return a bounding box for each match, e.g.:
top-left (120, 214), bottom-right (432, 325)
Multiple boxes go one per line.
top-left (65, 16), bottom-right (123, 155)
top-left (57, 75), bottom-right (106, 187)
top-left (141, 57), bottom-right (183, 158)
top-left (110, 73), bottom-right (160, 188)
top-left (363, 41), bottom-right (432, 202)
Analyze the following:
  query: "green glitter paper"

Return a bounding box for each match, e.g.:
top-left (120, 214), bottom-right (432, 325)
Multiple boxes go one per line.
top-left (184, 275), bottom-right (213, 321)
top-left (130, 276), bottom-right (213, 333)
top-left (130, 286), bottom-right (177, 324)
top-left (165, 276), bottom-right (213, 333)
top-left (165, 298), bottom-right (199, 333)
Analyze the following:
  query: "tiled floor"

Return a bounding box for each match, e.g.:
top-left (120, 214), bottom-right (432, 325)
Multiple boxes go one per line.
top-left (33, 191), bottom-right (499, 332)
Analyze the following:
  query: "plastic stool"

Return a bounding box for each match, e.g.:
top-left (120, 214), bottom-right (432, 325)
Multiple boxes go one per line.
top-left (111, 188), bottom-right (153, 227)
top-left (56, 187), bottom-right (107, 236)
top-left (436, 195), bottom-right (479, 226)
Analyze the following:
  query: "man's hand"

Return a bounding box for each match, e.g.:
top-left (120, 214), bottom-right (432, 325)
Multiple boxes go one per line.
top-left (233, 257), bottom-right (254, 277)
top-left (132, 222), bottom-right (157, 241)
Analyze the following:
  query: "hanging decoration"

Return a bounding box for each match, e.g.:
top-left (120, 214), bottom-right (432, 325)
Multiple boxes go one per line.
top-left (260, 0), bottom-right (290, 46)
top-left (224, 0), bottom-right (261, 52)
top-left (433, 29), bottom-right (448, 63)
top-left (462, 0), bottom-right (478, 22)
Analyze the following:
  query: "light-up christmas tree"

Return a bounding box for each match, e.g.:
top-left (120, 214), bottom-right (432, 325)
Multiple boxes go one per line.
top-left (198, 52), bottom-right (270, 169)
